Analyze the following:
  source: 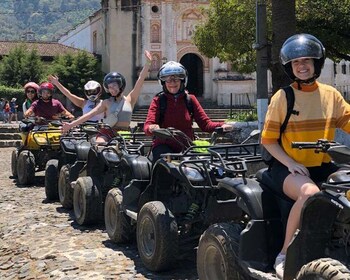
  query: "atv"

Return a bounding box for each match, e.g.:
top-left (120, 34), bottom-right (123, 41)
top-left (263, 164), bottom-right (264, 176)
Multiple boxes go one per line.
top-left (11, 117), bottom-right (62, 185)
top-left (196, 139), bottom-right (350, 280)
top-left (71, 123), bottom-right (152, 226)
top-left (103, 127), bottom-right (261, 272)
top-left (44, 121), bottom-right (100, 202)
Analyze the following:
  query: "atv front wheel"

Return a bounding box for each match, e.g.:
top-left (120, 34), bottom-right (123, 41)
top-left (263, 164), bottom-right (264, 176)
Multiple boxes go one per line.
top-left (73, 176), bottom-right (102, 225)
top-left (296, 258), bottom-right (350, 280)
top-left (17, 151), bottom-right (35, 185)
top-left (136, 201), bottom-right (178, 272)
top-left (105, 188), bottom-right (133, 243)
top-left (58, 164), bottom-right (73, 209)
top-left (11, 149), bottom-right (18, 177)
top-left (197, 222), bottom-right (247, 280)
top-left (45, 159), bottom-right (59, 200)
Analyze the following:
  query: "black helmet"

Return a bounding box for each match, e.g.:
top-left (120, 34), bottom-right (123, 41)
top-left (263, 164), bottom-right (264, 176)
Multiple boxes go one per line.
top-left (103, 72), bottom-right (126, 94)
top-left (157, 61), bottom-right (188, 93)
top-left (280, 33), bottom-right (325, 80)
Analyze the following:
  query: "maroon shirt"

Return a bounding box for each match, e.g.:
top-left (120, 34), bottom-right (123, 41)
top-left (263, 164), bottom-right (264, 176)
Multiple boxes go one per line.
top-left (30, 99), bottom-right (65, 119)
top-left (144, 92), bottom-right (223, 152)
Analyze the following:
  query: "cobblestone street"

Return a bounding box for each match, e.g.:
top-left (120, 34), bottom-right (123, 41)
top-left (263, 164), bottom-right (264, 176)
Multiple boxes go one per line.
top-left (0, 147), bottom-right (198, 280)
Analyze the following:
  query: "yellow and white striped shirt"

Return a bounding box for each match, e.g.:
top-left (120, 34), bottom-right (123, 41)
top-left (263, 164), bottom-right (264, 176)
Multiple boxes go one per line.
top-left (261, 81), bottom-right (350, 167)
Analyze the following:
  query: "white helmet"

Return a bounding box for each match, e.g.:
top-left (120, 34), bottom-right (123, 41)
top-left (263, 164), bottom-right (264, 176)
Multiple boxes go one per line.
top-left (84, 80), bottom-right (102, 101)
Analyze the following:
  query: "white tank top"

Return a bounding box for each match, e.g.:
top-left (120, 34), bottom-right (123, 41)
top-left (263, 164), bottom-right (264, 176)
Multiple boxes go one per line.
top-left (82, 100), bottom-right (104, 122)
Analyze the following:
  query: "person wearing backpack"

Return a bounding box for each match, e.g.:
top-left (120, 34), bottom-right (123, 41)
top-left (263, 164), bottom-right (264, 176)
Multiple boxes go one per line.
top-left (261, 34), bottom-right (350, 279)
top-left (144, 61), bottom-right (233, 163)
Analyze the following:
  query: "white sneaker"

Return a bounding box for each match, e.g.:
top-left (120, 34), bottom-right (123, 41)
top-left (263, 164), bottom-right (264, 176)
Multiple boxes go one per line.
top-left (274, 253), bottom-right (285, 279)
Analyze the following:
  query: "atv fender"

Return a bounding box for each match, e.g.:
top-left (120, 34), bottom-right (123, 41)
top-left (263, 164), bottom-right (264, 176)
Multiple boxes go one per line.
top-left (121, 154), bottom-right (151, 181)
top-left (217, 177), bottom-right (267, 219)
top-left (76, 141), bottom-right (91, 161)
top-left (284, 191), bottom-right (349, 280)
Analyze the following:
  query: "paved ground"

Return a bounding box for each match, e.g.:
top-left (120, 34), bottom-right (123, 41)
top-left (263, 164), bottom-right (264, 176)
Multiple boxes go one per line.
top-left (0, 147), bottom-right (198, 280)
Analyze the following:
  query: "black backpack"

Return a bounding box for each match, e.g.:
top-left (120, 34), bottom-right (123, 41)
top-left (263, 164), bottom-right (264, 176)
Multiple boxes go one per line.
top-left (261, 85), bottom-right (297, 166)
top-left (156, 91), bottom-right (194, 125)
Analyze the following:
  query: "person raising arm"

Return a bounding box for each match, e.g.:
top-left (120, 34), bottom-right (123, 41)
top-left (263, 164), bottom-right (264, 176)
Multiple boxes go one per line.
top-left (48, 75), bottom-right (105, 122)
top-left (61, 50), bottom-right (152, 143)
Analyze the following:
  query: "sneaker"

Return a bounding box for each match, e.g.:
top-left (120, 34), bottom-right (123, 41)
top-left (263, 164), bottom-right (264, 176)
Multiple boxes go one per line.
top-left (274, 253), bottom-right (285, 279)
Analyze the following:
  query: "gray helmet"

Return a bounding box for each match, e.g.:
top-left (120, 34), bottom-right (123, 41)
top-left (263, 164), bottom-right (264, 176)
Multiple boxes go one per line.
top-left (157, 61), bottom-right (188, 91)
top-left (280, 33), bottom-right (325, 80)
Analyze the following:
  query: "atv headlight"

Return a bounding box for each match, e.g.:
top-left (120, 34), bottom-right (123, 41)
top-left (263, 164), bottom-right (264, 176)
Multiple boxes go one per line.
top-left (182, 166), bottom-right (204, 182)
top-left (34, 135), bottom-right (48, 145)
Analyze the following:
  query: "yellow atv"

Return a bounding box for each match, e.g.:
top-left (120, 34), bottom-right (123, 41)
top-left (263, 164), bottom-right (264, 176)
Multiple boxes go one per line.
top-left (11, 118), bottom-right (62, 185)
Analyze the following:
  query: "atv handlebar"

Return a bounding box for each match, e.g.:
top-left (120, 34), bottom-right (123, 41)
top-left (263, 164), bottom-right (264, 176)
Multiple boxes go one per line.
top-left (291, 139), bottom-right (340, 153)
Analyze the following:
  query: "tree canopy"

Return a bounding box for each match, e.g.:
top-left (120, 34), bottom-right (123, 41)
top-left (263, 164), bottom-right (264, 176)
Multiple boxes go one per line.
top-left (0, 44), bottom-right (44, 87)
top-left (49, 52), bottom-right (103, 99)
top-left (193, 0), bottom-right (350, 89)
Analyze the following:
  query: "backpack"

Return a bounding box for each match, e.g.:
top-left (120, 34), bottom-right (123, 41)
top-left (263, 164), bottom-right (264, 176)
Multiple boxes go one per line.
top-left (261, 85), bottom-right (297, 166)
top-left (157, 91), bottom-right (194, 125)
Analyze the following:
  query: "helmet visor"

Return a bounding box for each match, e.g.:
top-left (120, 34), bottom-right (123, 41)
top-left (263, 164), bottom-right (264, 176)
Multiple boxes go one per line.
top-left (159, 74), bottom-right (186, 83)
top-left (85, 89), bottom-right (99, 96)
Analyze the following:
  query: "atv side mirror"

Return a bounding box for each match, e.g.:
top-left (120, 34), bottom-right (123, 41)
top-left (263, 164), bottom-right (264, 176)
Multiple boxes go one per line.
top-left (250, 129), bottom-right (260, 138)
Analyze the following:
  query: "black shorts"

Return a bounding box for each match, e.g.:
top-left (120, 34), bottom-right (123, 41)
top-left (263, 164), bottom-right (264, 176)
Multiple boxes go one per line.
top-left (269, 160), bottom-right (339, 197)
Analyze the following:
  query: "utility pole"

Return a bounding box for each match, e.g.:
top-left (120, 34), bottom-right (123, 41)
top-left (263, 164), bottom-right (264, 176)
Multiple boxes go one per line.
top-left (254, 0), bottom-right (268, 130)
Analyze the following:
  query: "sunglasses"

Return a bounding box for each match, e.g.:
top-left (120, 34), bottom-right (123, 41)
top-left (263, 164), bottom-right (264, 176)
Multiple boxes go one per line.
top-left (85, 89), bottom-right (99, 96)
top-left (41, 89), bottom-right (52, 95)
top-left (26, 89), bottom-right (36, 94)
top-left (160, 75), bottom-right (185, 83)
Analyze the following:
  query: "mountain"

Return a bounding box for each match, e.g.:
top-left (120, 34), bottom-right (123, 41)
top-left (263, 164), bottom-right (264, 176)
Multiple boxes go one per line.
top-left (0, 0), bottom-right (101, 41)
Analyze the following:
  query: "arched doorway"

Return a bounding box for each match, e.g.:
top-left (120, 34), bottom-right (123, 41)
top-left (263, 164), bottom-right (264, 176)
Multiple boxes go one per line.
top-left (180, 54), bottom-right (203, 96)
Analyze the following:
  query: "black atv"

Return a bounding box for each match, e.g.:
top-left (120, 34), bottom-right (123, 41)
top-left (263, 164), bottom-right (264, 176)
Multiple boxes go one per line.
top-left (44, 121), bottom-right (100, 202)
top-left (196, 139), bottom-right (350, 280)
top-left (103, 127), bottom-right (261, 272)
top-left (72, 123), bottom-right (152, 226)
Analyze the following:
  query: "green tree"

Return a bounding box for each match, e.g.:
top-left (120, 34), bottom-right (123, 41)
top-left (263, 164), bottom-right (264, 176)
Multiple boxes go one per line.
top-left (0, 45), bottom-right (44, 87)
top-left (193, 0), bottom-right (350, 91)
top-left (49, 51), bottom-right (103, 98)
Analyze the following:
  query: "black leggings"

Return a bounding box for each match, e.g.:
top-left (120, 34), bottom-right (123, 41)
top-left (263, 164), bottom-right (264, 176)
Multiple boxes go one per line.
top-left (150, 144), bottom-right (175, 164)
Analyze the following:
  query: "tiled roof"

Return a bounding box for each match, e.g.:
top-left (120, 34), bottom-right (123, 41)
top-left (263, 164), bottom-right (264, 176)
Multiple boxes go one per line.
top-left (0, 41), bottom-right (90, 57)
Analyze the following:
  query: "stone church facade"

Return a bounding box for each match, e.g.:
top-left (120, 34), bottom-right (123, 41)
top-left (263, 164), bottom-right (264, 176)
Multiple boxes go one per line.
top-left (59, 0), bottom-right (260, 107)
top-left (59, 0), bottom-right (350, 107)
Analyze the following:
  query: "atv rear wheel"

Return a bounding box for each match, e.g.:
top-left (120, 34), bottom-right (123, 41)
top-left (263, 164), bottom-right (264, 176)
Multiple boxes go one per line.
top-left (136, 201), bottom-right (178, 272)
top-left (45, 159), bottom-right (59, 200)
top-left (104, 188), bottom-right (133, 243)
top-left (73, 176), bottom-right (102, 225)
top-left (17, 151), bottom-right (35, 185)
top-left (11, 149), bottom-right (18, 177)
top-left (197, 222), bottom-right (247, 280)
top-left (58, 164), bottom-right (73, 209)
top-left (296, 258), bottom-right (350, 279)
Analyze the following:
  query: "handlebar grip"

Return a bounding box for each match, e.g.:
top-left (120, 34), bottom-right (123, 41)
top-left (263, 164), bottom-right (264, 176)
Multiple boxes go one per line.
top-left (291, 142), bottom-right (318, 149)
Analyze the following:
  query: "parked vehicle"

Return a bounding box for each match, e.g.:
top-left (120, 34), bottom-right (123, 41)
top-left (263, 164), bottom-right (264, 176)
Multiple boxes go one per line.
top-left (11, 117), bottom-right (62, 185)
top-left (44, 121), bottom-right (99, 202)
top-left (196, 139), bottom-right (350, 280)
top-left (103, 127), bottom-right (261, 272)
top-left (72, 123), bottom-right (152, 226)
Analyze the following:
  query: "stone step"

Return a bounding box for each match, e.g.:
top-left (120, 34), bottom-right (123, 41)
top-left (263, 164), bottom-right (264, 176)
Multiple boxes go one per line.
top-left (0, 139), bottom-right (21, 148)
